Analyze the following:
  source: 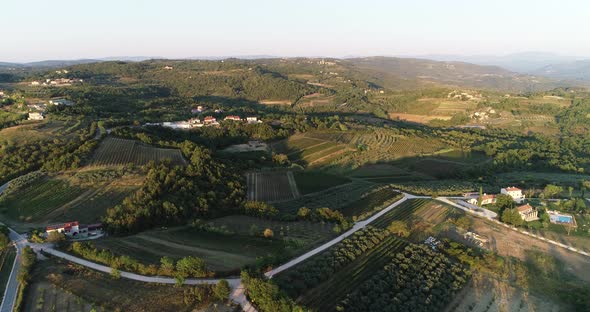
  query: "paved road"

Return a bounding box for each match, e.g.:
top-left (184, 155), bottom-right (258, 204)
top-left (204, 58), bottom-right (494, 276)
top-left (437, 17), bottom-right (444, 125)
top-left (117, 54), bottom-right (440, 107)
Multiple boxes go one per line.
top-left (265, 194), bottom-right (414, 278)
top-left (0, 227), bottom-right (25, 312)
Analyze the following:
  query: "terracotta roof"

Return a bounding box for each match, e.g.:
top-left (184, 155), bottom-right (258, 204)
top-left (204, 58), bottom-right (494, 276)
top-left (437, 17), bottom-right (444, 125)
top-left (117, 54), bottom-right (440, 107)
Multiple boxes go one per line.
top-left (517, 204), bottom-right (533, 212)
top-left (46, 221), bottom-right (79, 231)
top-left (505, 187), bottom-right (521, 192)
top-left (482, 194), bottom-right (496, 200)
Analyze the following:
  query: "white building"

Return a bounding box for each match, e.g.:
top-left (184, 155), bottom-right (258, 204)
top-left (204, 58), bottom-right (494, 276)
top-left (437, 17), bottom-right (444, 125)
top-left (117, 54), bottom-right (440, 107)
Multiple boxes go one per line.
top-left (49, 99), bottom-right (75, 106)
top-left (28, 112), bottom-right (44, 120)
top-left (46, 221), bottom-right (103, 239)
top-left (467, 194), bottom-right (496, 206)
top-left (501, 186), bottom-right (526, 203)
top-left (246, 116), bottom-right (260, 124)
top-left (161, 121), bottom-right (192, 129)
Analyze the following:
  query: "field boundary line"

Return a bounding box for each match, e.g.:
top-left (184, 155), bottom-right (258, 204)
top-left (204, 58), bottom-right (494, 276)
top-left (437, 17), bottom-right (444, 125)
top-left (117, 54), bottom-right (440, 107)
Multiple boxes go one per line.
top-left (308, 147), bottom-right (353, 165)
top-left (286, 172), bottom-right (301, 199)
top-left (286, 141), bottom-right (329, 156)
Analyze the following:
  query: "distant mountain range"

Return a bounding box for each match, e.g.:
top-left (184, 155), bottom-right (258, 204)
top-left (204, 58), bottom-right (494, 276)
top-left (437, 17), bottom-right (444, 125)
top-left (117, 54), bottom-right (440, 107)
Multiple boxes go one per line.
top-left (3, 52), bottom-right (590, 86)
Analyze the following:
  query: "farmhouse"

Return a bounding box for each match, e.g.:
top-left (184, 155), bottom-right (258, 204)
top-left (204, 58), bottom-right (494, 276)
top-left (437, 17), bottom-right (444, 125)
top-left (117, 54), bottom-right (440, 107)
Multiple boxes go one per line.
top-left (516, 204), bottom-right (539, 222)
top-left (246, 116), bottom-right (260, 124)
top-left (49, 98), bottom-right (75, 106)
top-left (46, 221), bottom-right (104, 239)
top-left (204, 116), bottom-right (217, 124)
top-left (161, 121), bottom-right (191, 129)
top-left (28, 112), bottom-right (44, 120)
top-left (191, 105), bottom-right (205, 114)
top-left (501, 186), bottom-right (525, 203)
top-left (467, 194), bottom-right (496, 206)
top-left (224, 115), bottom-right (241, 121)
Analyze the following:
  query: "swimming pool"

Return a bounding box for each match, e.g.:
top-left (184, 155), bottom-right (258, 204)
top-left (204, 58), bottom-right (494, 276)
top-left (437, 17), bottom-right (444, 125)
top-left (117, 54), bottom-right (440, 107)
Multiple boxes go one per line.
top-left (550, 214), bottom-right (573, 224)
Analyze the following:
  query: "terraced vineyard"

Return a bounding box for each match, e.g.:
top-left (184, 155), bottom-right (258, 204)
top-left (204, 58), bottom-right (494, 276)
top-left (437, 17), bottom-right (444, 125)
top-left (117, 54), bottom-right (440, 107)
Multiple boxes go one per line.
top-left (271, 134), bottom-right (353, 167)
top-left (246, 171), bottom-right (300, 202)
top-left (275, 180), bottom-right (376, 214)
top-left (280, 130), bottom-right (450, 171)
top-left (299, 236), bottom-right (408, 311)
top-left (90, 137), bottom-right (187, 167)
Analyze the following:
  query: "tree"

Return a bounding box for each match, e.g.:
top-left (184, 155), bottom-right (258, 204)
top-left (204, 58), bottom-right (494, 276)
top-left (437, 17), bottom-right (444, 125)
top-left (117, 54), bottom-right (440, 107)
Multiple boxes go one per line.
top-left (478, 186), bottom-right (483, 206)
top-left (263, 228), bottom-right (274, 238)
top-left (249, 224), bottom-right (259, 236)
top-left (543, 184), bottom-right (563, 199)
top-left (455, 216), bottom-right (472, 230)
top-left (214, 279), bottom-right (231, 302)
top-left (495, 194), bottom-right (515, 213)
top-left (176, 256), bottom-right (208, 278)
top-left (501, 209), bottom-right (524, 227)
top-left (297, 207), bottom-right (311, 219)
top-left (110, 267), bottom-right (121, 279)
top-left (159, 256), bottom-right (175, 275)
top-left (46, 231), bottom-right (66, 248)
top-left (387, 221), bottom-right (410, 237)
top-left (568, 186), bottom-right (574, 198)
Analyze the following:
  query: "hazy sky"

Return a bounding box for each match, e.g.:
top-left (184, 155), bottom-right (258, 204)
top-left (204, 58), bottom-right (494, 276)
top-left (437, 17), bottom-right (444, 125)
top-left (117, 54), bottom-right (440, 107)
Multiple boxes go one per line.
top-left (2, 0), bottom-right (589, 62)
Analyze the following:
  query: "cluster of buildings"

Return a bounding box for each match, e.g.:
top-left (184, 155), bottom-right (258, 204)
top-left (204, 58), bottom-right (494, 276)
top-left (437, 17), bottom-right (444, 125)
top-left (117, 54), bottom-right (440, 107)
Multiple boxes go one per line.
top-left (30, 78), bottom-right (83, 87)
top-left (45, 221), bottom-right (103, 239)
top-left (26, 98), bottom-right (75, 121)
top-left (465, 186), bottom-right (526, 206)
top-left (154, 115), bottom-right (261, 130)
top-left (465, 186), bottom-right (538, 222)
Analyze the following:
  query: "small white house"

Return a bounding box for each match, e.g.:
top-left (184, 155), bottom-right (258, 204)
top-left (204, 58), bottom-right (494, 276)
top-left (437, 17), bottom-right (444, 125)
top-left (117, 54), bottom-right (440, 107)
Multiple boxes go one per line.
top-left (246, 116), bottom-right (260, 124)
top-left (501, 186), bottom-right (525, 203)
top-left (467, 194), bottom-right (496, 206)
top-left (49, 99), bottom-right (75, 106)
top-left (28, 112), bottom-right (44, 120)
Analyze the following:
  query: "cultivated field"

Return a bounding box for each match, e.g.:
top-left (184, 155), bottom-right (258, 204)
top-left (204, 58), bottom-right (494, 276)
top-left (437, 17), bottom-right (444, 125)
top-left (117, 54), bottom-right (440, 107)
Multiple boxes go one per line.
top-left (298, 236), bottom-right (408, 311)
top-left (92, 226), bottom-right (286, 274)
top-left (274, 129), bottom-right (453, 173)
top-left (271, 134), bottom-right (353, 167)
top-left (246, 171), bottom-right (300, 202)
top-left (292, 171), bottom-right (350, 195)
top-left (0, 247), bottom-right (16, 301)
top-left (275, 180), bottom-right (376, 214)
top-left (89, 137), bottom-right (187, 167)
top-left (205, 215), bottom-right (335, 249)
top-left (0, 170), bottom-right (142, 227)
top-left (24, 258), bottom-right (213, 312)
top-left (0, 119), bottom-right (88, 145)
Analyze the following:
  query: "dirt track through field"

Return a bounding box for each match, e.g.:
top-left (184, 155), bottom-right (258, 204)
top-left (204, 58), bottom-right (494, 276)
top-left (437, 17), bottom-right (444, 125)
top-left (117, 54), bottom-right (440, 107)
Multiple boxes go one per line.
top-left (134, 235), bottom-right (254, 263)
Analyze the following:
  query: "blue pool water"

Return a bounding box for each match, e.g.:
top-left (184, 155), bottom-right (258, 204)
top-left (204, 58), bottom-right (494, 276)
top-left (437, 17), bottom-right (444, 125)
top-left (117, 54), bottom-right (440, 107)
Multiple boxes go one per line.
top-left (550, 214), bottom-right (573, 224)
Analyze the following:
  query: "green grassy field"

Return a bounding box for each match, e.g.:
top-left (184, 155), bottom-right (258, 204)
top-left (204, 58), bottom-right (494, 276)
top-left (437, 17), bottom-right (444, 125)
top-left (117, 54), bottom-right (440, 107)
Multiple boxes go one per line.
top-left (205, 215), bottom-right (335, 248)
top-left (293, 171), bottom-right (351, 195)
top-left (93, 227), bottom-right (287, 274)
top-left (0, 170), bottom-right (142, 227)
